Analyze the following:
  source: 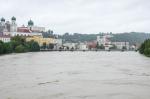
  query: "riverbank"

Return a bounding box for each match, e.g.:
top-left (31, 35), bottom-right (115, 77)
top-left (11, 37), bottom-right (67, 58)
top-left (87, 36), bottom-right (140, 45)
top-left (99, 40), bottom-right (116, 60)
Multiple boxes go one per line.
top-left (0, 49), bottom-right (137, 57)
top-left (0, 36), bottom-right (40, 55)
top-left (40, 49), bottom-right (136, 52)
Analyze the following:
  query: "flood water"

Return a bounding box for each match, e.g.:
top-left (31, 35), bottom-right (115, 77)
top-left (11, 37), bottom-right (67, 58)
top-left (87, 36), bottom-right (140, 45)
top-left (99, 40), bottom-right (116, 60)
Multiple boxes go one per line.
top-left (0, 51), bottom-right (150, 99)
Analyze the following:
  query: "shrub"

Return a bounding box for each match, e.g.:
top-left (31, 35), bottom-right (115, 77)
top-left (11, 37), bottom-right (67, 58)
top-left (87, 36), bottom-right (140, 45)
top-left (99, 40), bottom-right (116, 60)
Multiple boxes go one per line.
top-left (3, 42), bottom-right (13, 54)
top-left (15, 45), bottom-right (26, 53)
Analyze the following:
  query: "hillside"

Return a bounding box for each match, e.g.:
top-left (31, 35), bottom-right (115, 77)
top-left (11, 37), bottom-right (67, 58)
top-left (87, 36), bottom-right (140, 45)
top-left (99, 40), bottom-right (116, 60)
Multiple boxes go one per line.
top-left (60, 32), bottom-right (150, 45)
top-left (111, 32), bottom-right (150, 45)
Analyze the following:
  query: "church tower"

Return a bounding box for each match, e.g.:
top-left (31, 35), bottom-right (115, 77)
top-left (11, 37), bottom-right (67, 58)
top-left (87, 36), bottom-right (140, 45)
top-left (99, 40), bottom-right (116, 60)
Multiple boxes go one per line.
top-left (0, 17), bottom-right (5, 26)
top-left (10, 16), bottom-right (17, 32)
top-left (0, 17), bottom-right (6, 32)
top-left (28, 19), bottom-right (34, 30)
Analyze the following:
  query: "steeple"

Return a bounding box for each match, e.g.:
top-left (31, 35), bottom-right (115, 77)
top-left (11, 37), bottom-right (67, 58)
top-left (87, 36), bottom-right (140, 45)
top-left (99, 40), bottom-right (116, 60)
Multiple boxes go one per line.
top-left (11, 16), bottom-right (16, 21)
top-left (28, 19), bottom-right (34, 26)
top-left (1, 17), bottom-right (5, 22)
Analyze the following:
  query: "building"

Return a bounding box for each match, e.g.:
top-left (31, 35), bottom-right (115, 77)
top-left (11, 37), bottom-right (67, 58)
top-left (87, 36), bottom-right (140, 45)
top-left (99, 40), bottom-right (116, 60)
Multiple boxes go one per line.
top-left (55, 39), bottom-right (62, 45)
top-left (97, 35), bottom-right (113, 50)
top-left (63, 43), bottom-right (77, 50)
top-left (54, 39), bottom-right (63, 50)
top-left (87, 41), bottom-right (97, 50)
top-left (5, 21), bottom-right (11, 32)
top-left (0, 33), bottom-right (11, 43)
top-left (7, 26), bottom-right (42, 37)
top-left (0, 17), bottom-right (6, 32)
top-left (29, 26), bottom-right (45, 33)
top-left (10, 16), bottom-right (17, 32)
top-left (97, 35), bottom-right (112, 46)
top-left (27, 20), bottom-right (45, 32)
top-left (112, 42), bottom-right (129, 50)
top-left (17, 26), bottom-right (32, 33)
top-left (11, 32), bottom-right (31, 37)
top-left (1, 17), bottom-right (46, 38)
top-left (78, 43), bottom-right (88, 50)
top-left (26, 36), bottom-right (55, 47)
top-left (0, 17), bottom-right (17, 33)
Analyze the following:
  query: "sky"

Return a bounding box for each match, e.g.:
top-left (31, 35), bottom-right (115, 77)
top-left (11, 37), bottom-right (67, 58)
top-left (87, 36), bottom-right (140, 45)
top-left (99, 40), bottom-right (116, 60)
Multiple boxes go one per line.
top-left (1, 0), bottom-right (150, 34)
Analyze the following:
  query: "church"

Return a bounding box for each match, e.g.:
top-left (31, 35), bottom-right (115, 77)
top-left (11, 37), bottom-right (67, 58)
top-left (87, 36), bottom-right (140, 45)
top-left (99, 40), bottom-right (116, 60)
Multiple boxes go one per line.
top-left (0, 16), bottom-right (17, 33)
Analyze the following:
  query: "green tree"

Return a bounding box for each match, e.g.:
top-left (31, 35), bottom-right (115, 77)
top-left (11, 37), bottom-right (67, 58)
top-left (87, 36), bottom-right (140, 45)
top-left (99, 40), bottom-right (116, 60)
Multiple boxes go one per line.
top-left (15, 45), bottom-right (26, 53)
top-left (139, 39), bottom-right (150, 57)
top-left (0, 36), bottom-right (40, 55)
top-left (122, 46), bottom-right (127, 50)
top-left (48, 43), bottom-right (54, 49)
top-left (0, 40), bottom-right (4, 54)
top-left (144, 48), bottom-right (150, 56)
top-left (110, 44), bottom-right (117, 49)
top-left (99, 44), bottom-right (105, 49)
top-left (96, 42), bottom-right (99, 49)
top-left (10, 40), bottom-right (20, 51)
top-left (11, 36), bottom-right (26, 45)
top-left (139, 43), bottom-right (145, 54)
top-left (3, 42), bottom-right (13, 53)
top-left (27, 40), bottom-right (40, 51)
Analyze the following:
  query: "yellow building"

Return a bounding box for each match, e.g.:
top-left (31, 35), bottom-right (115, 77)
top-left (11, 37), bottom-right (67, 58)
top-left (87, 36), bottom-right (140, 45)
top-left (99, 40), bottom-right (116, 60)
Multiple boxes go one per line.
top-left (26, 35), bottom-right (55, 46)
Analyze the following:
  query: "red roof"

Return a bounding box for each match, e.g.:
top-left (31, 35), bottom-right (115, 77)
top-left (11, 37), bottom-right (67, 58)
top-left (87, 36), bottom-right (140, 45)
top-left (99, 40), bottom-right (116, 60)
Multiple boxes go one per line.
top-left (17, 27), bottom-right (32, 33)
top-left (87, 42), bottom-right (97, 48)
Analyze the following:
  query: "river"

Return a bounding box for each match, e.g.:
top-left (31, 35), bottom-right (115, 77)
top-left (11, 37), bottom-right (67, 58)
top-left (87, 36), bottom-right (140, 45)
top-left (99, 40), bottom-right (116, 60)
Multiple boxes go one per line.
top-left (0, 51), bottom-right (150, 99)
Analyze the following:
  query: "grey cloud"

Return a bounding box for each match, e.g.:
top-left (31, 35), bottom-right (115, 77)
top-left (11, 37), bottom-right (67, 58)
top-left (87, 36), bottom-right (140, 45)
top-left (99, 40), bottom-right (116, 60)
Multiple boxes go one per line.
top-left (0, 0), bottom-right (150, 34)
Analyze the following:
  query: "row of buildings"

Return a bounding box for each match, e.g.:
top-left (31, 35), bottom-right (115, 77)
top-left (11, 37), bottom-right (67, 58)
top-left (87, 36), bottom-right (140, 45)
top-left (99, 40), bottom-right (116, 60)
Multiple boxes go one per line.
top-left (61, 34), bottom-right (136, 51)
top-left (0, 17), bottom-right (44, 36)
top-left (0, 17), bottom-right (92, 51)
top-left (0, 17), bottom-right (63, 49)
top-left (0, 17), bottom-right (136, 51)
top-left (96, 35), bottom-right (131, 50)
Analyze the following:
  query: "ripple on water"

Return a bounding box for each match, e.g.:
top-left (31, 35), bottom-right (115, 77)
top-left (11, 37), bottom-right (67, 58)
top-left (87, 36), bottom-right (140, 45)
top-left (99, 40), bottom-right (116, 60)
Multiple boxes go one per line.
top-left (107, 93), bottom-right (139, 99)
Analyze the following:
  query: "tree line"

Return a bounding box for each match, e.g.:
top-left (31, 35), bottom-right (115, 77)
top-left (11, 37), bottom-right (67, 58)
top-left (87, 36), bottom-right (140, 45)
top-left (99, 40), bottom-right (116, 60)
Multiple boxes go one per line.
top-left (139, 39), bottom-right (150, 57)
top-left (0, 36), bottom-right (40, 55)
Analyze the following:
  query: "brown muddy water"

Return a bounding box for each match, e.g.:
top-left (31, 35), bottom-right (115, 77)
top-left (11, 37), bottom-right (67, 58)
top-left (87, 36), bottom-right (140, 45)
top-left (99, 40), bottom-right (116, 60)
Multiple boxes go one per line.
top-left (0, 51), bottom-right (150, 99)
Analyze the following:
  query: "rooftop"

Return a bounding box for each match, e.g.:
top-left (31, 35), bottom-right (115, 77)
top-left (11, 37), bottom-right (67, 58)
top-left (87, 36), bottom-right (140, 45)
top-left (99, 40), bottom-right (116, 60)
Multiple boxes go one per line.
top-left (0, 33), bottom-right (10, 38)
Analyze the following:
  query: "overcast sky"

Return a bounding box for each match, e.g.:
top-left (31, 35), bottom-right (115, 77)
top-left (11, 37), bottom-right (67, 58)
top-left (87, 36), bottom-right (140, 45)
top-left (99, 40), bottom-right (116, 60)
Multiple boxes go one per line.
top-left (1, 0), bottom-right (150, 34)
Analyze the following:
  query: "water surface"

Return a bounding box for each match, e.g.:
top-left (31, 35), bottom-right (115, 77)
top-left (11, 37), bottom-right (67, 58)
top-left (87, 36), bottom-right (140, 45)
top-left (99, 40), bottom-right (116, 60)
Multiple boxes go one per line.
top-left (0, 52), bottom-right (150, 99)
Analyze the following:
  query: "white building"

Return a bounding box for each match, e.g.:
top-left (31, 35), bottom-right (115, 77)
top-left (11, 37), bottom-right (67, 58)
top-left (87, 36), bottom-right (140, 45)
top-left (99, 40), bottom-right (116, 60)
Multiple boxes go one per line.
top-left (63, 43), bottom-right (76, 49)
top-left (78, 43), bottom-right (88, 50)
top-left (10, 16), bottom-right (17, 32)
top-left (55, 39), bottom-right (62, 45)
top-left (112, 42), bottom-right (129, 50)
top-left (10, 32), bottom-right (42, 37)
top-left (30, 32), bottom-right (42, 36)
top-left (97, 35), bottom-right (113, 50)
top-left (105, 46), bottom-right (110, 51)
top-left (0, 17), bottom-right (6, 32)
top-left (0, 17), bottom-right (17, 33)
top-left (0, 34), bottom-right (11, 43)
top-left (29, 26), bottom-right (45, 32)
top-left (10, 32), bottom-right (31, 36)
top-left (53, 39), bottom-right (63, 50)
top-left (27, 20), bottom-right (45, 32)
top-left (97, 35), bottom-right (112, 45)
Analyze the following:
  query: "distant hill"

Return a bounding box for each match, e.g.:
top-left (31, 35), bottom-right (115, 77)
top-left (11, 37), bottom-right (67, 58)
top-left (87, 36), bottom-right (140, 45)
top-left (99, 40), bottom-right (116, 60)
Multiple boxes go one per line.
top-left (60, 32), bottom-right (150, 45)
top-left (111, 32), bottom-right (150, 45)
